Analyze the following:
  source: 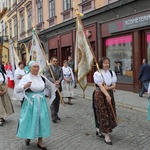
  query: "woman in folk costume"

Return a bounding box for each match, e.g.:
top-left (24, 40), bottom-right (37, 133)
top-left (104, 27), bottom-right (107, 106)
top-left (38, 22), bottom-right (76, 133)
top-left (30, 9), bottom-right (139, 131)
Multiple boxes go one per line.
top-left (61, 60), bottom-right (74, 105)
top-left (15, 61), bottom-right (56, 150)
top-left (0, 70), bottom-right (14, 126)
top-left (14, 62), bottom-right (25, 103)
top-left (93, 57), bottom-right (117, 145)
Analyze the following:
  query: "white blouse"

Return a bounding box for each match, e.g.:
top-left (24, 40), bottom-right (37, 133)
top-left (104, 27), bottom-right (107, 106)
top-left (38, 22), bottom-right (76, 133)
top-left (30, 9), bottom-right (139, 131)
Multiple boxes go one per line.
top-left (14, 73), bottom-right (57, 104)
top-left (0, 72), bottom-right (7, 84)
top-left (62, 66), bottom-right (74, 81)
top-left (15, 73), bottom-right (45, 92)
top-left (93, 69), bottom-right (117, 86)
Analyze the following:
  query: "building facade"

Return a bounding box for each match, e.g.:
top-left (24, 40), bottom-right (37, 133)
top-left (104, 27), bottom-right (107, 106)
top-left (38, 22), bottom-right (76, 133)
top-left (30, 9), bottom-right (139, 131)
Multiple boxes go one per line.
top-left (0, 0), bottom-right (9, 63)
top-left (1, 0), bottom-right (150, 92)
top-left (17, 0), bottom-right (119, 82)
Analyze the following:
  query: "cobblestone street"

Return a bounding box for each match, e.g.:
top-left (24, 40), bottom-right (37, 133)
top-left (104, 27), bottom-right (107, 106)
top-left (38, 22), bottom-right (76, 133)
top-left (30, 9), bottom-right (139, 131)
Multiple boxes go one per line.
top-left (0, 90), bottom-right (150, 150)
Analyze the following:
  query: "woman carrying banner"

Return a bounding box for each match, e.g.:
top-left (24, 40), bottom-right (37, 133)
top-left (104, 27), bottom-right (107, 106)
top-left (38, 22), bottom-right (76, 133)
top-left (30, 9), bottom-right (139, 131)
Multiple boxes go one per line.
top-left (15, 61), bottom-right (56, 150)
top-left (0, 70), bottom-right (14, 126)
top-left (93, 57), bottom-right (117, 145)
top-left (61, 60), bottom-right (74, 105)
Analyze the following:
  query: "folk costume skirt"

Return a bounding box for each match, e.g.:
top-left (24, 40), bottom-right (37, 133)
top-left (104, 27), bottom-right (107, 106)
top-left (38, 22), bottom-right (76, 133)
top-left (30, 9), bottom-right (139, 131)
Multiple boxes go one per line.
top-left (0, 84), bottom-right (14, 118)
top-left (61, 80), bottom-right (74, 98)
top-left (94, 89), bottom-right (117, 133)
top-left (16, 92), bottom-right (50, 139)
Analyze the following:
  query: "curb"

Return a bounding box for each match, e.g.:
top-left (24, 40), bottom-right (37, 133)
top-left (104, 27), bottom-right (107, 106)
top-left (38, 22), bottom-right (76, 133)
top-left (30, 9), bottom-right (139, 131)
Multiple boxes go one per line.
top-left (75, 93), bottom-right (148, 114)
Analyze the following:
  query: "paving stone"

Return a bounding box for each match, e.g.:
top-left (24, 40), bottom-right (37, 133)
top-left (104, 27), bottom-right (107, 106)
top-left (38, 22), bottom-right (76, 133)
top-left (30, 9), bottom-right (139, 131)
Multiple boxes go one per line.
top-left (1, 89), bottom-right (150, 150)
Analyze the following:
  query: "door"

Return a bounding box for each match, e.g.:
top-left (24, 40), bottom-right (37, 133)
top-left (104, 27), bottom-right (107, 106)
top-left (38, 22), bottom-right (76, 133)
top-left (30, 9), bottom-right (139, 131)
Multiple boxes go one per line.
top-left (49, 49), bottom-right (57, 61)
top-left (61, 46), bottom-right (72, 66)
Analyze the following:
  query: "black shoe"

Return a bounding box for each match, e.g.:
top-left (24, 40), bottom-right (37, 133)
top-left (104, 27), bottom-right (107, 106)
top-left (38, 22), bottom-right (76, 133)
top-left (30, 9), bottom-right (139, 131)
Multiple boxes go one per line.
top-left (104, 139), bottom-right (112, 145)
top-left (52, 119), bottom-right (57, 123)
top-left (139, 94), bottom-right (142, 97)
top-left (57, 116), bottom-right (61, 120)
top-left (1, 118), bottom-right (5, 122)
top-left (74, 85), bottom-right (77, 88)
top-left (68, 102), bottom-right (73, 105)
top-left (0, 121), bottom-right (3, 126)
top-left (96, 131), bottom-right (105, 138)
top-left (25, 139), bottom-right (30, 145)
top-left (37, 144), bottom-right (47, 150)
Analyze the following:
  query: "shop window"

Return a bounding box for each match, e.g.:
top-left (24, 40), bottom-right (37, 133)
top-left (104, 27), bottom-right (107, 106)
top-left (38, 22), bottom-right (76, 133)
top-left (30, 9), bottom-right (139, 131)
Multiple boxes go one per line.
top-left (147, 34), bottom-right (150, 64)
top-left (105, 35), bottom-right (133, 84)
top-left (49, 49), bottom-right (57, 60)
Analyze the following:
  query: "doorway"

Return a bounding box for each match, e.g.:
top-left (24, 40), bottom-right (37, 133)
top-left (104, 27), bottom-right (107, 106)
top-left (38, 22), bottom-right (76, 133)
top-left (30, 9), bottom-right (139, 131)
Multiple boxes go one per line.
top-left (61, 46), bottom-right (72, 65)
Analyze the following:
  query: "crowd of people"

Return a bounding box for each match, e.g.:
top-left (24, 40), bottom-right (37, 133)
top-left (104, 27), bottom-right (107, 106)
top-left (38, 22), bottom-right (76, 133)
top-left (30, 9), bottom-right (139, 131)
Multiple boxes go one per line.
top-left (1, 56), bottom-right (150, 149)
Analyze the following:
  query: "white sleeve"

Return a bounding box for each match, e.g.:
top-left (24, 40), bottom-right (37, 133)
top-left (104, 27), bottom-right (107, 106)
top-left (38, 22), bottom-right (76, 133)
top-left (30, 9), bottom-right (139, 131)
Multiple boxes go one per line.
top-left (93, 72), bottom-right (103, 85)
top-left (15, 75), bottom-right (29, 92)
top-left (41, 75), bottom-right (57, 104)
top-left (4, 74), bottom-right (8, 84)
top-left (14, 69), bottom-right (19, 81)
top-left (112, 71), bottom-right (117, 85)
top-left (13, 75), bottom-right (29, 100)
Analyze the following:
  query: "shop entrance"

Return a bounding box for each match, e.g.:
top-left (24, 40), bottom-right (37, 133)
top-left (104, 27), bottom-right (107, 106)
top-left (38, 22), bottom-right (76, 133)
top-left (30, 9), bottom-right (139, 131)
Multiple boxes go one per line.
top-left (49, 49), bottom-right (57, 61)
top-left (61, 46), bottom-right (72, 66)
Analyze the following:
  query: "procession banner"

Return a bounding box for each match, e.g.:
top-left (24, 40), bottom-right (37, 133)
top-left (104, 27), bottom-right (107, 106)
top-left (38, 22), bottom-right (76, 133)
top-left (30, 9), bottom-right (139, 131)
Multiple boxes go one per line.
top-left (30, 30), bottom-right (46, 73)
top-left (74, 17), bottom-right (93, 91)
top-left (13, 46), bottom-right (20, 69)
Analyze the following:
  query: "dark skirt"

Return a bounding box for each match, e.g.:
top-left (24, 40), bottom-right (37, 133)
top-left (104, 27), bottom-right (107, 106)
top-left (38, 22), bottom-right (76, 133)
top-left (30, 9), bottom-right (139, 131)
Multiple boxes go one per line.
top-left (94, 89), bottom-right (117, 133)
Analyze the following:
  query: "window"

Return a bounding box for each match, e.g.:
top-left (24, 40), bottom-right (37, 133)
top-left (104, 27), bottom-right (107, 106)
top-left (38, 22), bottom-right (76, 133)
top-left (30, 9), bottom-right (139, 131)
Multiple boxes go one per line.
top-left (49, 0), bottom-right (55, 18)
top-left (14, 18), bottom-right (17, 37)
top-left (28, 9), bottom-right (32, 29)
top-left (5, 22), bottom-right (7, 36)
top-left (79, 0), bottom-right (94, 14)
top-left (2, 23), bottom-right (4, 36)
top-left (63, 0), bottom-right (71, 11)
top-left (3, 1), bottom-right (5, 8)
top-left (20, 13), bottom-right (25, 33)
top-left (106, 35), bottom-right (133, 84)
top-left (9, 22), bottom-right (12, 38)
top-left (7, 0), bottom-right (10, 9)
top-left (13, 0), bottom-right (17, 4)
top-left (37, 0), bottom-right (43, 23)
top-left (147, 34), bottom-right (150, 64)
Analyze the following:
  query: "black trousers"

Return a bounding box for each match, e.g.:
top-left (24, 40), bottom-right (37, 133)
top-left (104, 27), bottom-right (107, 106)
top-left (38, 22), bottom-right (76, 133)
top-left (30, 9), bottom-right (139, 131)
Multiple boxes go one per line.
top-left (50, 91), bottom-right (60, 120)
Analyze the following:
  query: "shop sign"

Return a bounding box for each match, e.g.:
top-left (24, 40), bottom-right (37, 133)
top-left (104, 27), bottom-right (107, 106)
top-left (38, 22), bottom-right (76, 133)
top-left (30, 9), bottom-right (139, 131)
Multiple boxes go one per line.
top-left (109, 12), bottom-right (150, 33)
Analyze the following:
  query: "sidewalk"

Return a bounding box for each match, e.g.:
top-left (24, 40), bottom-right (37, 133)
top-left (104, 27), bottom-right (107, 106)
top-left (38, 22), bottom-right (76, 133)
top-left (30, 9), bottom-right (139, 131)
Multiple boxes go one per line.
top-left (74, 85), bottom-right (148, 113)
top-left (8, 85), bottom-right (148, 113)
